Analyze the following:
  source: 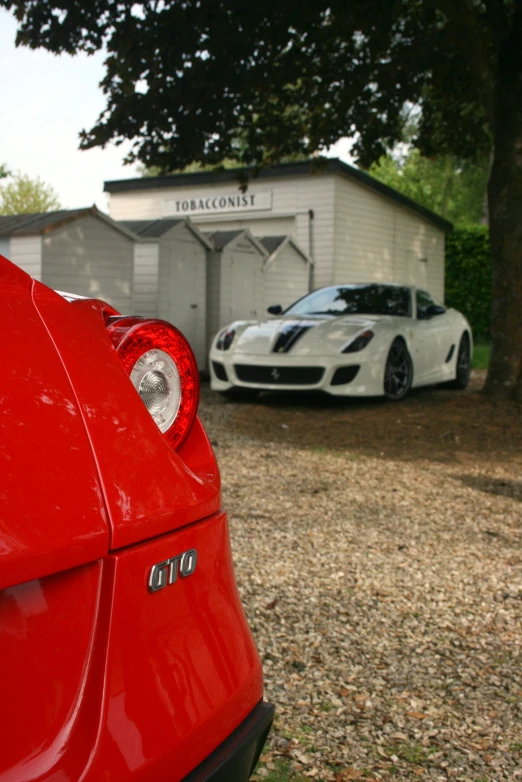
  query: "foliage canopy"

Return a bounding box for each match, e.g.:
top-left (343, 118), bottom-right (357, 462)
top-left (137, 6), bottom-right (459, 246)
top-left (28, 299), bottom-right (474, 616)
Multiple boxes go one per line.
top-left (1, 0), bottom-right (503, 171)
top-left (445, 227), bottom-right (491, 339)
top-left (370, 151), bottom-right (490, 227)
top-left (0, 171), bottom-right (61, 215)
top-left (2, 0), bottom-right (522, 398)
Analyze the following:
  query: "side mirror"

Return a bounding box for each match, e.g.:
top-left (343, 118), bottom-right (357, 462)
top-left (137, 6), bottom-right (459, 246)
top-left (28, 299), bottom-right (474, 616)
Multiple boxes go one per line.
top-left (427, 304), bottom-right (446, 318)
top-left (267, 304), bottom-right (283, 315)
top-left (418, 303), bottom-right (446, 320)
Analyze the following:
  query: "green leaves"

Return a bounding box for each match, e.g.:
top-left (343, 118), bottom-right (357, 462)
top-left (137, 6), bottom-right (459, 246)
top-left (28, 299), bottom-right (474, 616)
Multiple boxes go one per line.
top-left (445, 227), bottom-right (491, 339)
top-left (1, 0), bottom-right (513, 171)
top-left (0, 171), bottom-right (61, 215)
top-left (369, 151), bottom-right (490, 226)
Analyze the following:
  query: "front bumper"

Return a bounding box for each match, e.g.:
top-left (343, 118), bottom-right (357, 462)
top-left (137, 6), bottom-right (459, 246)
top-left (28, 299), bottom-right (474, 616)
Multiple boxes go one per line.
top-left (210, 351), bottom-right (387, 397)
top-left (182, 701), bottom-right (275, 781)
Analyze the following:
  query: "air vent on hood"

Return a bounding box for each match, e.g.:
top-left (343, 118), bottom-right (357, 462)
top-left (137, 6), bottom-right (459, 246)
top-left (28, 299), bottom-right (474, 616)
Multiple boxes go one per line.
top-left (272, 323), bottom-right (313, 353)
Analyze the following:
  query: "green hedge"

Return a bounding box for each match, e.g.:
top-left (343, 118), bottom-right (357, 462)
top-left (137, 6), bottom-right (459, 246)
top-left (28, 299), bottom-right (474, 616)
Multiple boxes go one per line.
top-left (445, 226), bottom-right (491, 339)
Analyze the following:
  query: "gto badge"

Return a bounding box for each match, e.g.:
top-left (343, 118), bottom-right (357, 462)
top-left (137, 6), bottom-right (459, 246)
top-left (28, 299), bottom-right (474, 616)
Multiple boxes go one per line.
top-left (148, 549), bottom-right (198, 592)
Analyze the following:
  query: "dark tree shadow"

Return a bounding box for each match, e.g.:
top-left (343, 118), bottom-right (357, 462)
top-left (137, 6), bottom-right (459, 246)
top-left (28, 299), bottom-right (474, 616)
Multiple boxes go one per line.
top-left (457, 474), bottom-right (522, 503)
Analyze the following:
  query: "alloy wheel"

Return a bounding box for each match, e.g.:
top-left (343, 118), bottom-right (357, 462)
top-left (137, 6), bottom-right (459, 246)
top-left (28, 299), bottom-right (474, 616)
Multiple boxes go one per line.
top-left (384, 340), bottom-right (413, 401)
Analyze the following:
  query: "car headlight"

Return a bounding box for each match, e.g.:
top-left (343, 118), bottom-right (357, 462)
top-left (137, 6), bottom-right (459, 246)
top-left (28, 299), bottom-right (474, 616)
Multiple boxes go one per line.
top-left (216, 328), bottom-right (236, 350)
top-left (342, 330), bottom-right (374, 353)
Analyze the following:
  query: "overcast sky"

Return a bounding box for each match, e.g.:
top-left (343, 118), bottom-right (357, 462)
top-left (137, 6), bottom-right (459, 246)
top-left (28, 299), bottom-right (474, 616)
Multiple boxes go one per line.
top-left (0, 9), bottom-right (353, 213)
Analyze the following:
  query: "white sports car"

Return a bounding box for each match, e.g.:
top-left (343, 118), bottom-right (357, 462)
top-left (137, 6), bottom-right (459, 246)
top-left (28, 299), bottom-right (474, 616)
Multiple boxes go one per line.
top-left (209, 283), bottom-right (473, 401)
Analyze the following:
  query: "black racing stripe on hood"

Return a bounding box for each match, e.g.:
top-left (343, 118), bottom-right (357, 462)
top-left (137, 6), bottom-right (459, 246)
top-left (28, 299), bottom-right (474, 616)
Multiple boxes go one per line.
top-left (272, 321), bottom-right (315, 353)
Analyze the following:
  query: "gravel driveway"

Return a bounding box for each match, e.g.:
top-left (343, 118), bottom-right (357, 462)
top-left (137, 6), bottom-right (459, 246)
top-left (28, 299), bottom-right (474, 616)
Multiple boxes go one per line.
top-left (199, 377), bottom-right (522, 782)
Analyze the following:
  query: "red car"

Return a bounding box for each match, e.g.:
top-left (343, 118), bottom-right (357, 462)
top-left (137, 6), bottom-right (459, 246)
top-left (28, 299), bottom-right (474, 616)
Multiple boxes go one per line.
top-left (0, 254), bottom-right (273, 780)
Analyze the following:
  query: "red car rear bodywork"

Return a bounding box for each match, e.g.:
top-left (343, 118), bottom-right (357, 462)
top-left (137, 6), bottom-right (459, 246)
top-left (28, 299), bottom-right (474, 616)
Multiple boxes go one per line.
top-left (0, 255), bottom-right (273, 781)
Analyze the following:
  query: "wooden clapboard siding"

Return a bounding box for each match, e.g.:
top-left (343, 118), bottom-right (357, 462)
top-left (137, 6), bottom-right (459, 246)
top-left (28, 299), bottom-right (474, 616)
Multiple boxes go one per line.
top-left (194, 216), bottom-right (296, 237)
top-left (109, 174), bottom-right (336, 286)
top-left (424, 224), bottom-right (445, 301)
top-left (10, 236), bottom-right (42, 280)
top-left (41, 215), bottom-right (134, 312)
top-left (334, 176), bottom-right (445, 299)
top-left (133, 243), bottom-right (159, 317)
top-left (0, 238), bottom-right (10, 260)
top-left (109, 188), bottom-right (167, 220)
top-left (206, 249), bottom-right (222, 350)
top-left (109, 169), bottom-right (446, 299)
top-left (157, 223), bottom-right (207, 369)
top-left (263, 244), bottom-right (310, 310)
top-left (206, 236), bottom-right (266, 350)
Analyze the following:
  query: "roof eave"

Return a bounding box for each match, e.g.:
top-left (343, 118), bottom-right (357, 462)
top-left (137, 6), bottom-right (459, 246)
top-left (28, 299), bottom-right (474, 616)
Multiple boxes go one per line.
top-left (104, 158), bottom-right (453, 234)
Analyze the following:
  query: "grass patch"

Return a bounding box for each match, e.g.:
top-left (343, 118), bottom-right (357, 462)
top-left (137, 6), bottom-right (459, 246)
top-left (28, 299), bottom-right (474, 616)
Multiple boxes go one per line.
top-left (472, 342), bottom-right (490, 370)
top-left (387, 742), bottom-right (434, 765)
top-left (252, 758), bottom-right (306, 781)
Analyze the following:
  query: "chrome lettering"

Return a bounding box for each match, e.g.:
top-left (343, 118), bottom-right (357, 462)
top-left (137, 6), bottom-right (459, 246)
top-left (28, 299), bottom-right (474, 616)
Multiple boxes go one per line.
top-left (148, 549), bottom-right (198, 592)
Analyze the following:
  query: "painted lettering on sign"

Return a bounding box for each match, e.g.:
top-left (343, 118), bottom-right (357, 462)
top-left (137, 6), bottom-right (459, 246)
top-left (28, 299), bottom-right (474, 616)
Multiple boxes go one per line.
top-left (163, 190), bottom-right (272, 217)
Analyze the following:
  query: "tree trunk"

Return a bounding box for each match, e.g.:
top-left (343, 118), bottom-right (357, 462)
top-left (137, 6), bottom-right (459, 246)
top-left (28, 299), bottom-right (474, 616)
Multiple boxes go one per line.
top-left (439, 156), bottom-right (454, 219)
top-left (483, 134), bottom-right (522, 400)
top-left (482, 7), bottom-right (522, 401)
top-left (480, 151), bottom-right (493, 226)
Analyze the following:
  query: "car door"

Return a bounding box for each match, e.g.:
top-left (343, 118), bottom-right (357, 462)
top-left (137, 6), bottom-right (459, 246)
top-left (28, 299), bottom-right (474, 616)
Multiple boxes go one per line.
top-left (412, 289), bottom-right (453, 383)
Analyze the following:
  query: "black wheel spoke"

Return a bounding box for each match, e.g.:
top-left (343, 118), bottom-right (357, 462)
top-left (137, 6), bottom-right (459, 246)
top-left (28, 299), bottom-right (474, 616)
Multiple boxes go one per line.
top-left (384, 341), bottom-right (412, 400)
top-left (449, 334), bottom-right (471, 390)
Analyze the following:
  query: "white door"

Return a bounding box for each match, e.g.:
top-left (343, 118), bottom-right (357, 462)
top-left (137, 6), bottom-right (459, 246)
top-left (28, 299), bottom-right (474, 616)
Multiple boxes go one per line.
top-left (229, 251), bottom-right (258, 320)
top-left (413, 289), bottom-right (453, 383)
top-left (159, 241), bottom-right (206, 369)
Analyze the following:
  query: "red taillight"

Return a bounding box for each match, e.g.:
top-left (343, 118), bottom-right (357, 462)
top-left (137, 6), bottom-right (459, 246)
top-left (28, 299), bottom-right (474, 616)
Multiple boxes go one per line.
top-left (107, 317), bottom-right (199, 449)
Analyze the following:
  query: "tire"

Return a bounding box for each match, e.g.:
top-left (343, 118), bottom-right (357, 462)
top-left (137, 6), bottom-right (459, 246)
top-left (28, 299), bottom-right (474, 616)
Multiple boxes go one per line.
top-left (384, 339), bottom-right (413, 401)
top-left (449, 333), bottom-right (471, 389)
top-left (219, 387), bottom-right (260, 401)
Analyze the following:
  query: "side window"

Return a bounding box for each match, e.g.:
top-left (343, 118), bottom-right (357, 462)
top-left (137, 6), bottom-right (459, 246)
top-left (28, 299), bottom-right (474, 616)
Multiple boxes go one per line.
top-left (416, 290), bottom-right (435, 319)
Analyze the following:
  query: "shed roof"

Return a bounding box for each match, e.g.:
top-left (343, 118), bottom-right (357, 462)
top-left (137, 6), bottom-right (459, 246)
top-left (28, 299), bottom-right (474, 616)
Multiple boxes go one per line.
top-left (119, 218), bottom-right (184, 238)
top-left (206, 230), bottom-right (243, 251)
top-left (119, 216), bottom-right (213, 248)
top-left (206, 229), bottom-right (268, 257)
top-left (258, 235), bottom-right (312, 265)
top-left (258, 235), bottom-right (286, 255)
top-left (104, 158), bottom-right (453, 233)
top-left (0, 210), bottom-right (89, 236)
top-left (0, 206), bottom-right (136, 240)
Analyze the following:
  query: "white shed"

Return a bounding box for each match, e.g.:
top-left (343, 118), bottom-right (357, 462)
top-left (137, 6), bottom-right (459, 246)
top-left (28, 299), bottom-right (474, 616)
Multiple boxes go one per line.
top-left (119, 218), bottom-right (211, 370)
top-left (0, 208), bottom-right (135, 313)
top-left (105, 158), bottom-right (452, 301)
top-left (205, 230), bottom-right (268, 347)
top-left (258, 235), bottom-right (312, 312)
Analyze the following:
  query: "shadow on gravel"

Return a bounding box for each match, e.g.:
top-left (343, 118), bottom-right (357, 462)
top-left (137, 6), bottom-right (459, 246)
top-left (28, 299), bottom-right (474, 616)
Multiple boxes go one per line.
top-left (202, 373), bottom-right (522, 465)
top-left (457, 474), bottom-right (522, 502)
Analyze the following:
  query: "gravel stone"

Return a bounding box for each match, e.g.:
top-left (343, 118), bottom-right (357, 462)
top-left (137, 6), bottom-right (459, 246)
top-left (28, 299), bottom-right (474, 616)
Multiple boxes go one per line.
top-left (198, 375), bottom-right (522, 781)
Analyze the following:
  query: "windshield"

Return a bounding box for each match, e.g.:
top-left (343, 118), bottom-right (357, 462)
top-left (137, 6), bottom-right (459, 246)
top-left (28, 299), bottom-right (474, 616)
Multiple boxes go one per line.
top-left (285, 284), bottom-right (412, 318)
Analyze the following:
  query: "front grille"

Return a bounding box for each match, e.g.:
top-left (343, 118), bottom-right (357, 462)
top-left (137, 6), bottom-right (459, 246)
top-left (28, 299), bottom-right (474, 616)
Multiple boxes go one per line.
top-left (234, 364), bottom-right (324, 386)
top-left (212, 361), bottom-right (228, 382)
top-left (330, 365), bottom-right (360, 386)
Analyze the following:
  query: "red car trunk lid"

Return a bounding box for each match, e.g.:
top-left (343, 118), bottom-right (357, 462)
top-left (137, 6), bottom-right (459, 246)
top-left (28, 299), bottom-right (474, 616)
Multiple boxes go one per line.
top-left (0, 257), bottom-right (108, 589)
